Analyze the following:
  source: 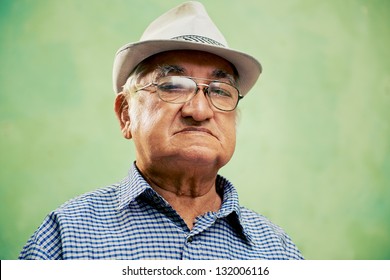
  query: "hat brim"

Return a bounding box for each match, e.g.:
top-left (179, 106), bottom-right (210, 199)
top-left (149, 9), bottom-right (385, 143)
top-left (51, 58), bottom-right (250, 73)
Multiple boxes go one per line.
top-left (113, 39), bottom-right (262, 96)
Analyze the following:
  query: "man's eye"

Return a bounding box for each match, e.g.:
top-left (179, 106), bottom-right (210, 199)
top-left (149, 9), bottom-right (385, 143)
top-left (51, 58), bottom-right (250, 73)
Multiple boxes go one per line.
top-left (159, 83), bottom-right (186, 92)
top-left (211, 88), bottom-right (232, 98)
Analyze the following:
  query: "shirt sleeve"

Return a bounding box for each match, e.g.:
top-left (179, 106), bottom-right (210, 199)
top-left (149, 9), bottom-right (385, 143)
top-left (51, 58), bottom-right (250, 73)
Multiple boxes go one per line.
top-left (19, 212), bottom-right (63, 260)
top-left (282, 231), bottom-right (304, 259)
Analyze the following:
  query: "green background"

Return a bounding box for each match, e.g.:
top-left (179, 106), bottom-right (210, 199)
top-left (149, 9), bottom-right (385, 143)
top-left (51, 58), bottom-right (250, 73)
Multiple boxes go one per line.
top-left (1, 0), bottom-right (389, 259)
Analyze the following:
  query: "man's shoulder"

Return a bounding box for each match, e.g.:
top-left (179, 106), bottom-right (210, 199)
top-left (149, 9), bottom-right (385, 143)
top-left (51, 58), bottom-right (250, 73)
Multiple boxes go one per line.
top-left (19, 182), bottom-right (124, 260)
top-left (239, 207), bottom-right (278, 227)
top-left (239, 207), bottom-right (273, 221)
top-left (54, 183), bottom-right (121, 214)
top-left (239, 206), bottom-right (291, 240)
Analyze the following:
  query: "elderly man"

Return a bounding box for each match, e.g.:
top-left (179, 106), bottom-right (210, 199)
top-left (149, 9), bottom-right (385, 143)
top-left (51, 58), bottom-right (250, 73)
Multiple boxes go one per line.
top-left (19, 1), bottom-right (303, 259)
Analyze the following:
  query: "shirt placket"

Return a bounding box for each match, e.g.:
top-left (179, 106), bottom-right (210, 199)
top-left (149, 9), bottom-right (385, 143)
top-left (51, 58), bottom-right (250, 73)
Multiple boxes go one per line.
top-left (182, 212), bottom-right (217, 260)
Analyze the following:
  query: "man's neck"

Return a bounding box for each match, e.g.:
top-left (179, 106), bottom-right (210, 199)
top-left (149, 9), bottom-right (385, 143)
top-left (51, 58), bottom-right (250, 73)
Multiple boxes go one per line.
top-left (152, 182), bottom-right (222, 230)
top-left (138, 164), bottom-right (222, 230)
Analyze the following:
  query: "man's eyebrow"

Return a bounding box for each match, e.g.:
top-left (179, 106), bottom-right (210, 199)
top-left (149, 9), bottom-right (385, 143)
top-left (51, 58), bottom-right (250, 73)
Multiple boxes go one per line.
top-left (154, 65), bottom-right (185, 79)
top-left (211, 69), bottom-right (237, 86)
top-left (153, 65), bottom-right (238, 86)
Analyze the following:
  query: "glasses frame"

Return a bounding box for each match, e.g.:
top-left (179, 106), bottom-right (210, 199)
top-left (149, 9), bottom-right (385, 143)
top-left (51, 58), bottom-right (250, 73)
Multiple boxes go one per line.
top-left (135, 76), bottom-right (243, 112)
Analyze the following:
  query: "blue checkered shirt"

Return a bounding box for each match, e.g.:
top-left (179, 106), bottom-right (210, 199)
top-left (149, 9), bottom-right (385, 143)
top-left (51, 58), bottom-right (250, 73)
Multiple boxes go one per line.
top-left (19, 164), bottom-right (303, 259)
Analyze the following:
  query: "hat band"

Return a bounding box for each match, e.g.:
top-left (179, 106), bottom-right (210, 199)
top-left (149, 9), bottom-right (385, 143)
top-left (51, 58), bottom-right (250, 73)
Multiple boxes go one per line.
top-left (171, 35), bottom-right (225, 47)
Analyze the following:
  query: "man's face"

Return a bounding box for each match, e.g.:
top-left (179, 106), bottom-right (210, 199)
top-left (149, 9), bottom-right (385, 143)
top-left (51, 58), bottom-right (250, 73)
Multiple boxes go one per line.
top-left (125, 50), bottom-right (238, 172)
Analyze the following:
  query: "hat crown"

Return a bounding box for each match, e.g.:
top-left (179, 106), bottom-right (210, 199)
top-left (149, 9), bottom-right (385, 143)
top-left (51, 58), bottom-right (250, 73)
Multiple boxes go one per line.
top-left (113, 1), bottom-right (261, 95)
top-left (140, 1), bottom-right (228, 47)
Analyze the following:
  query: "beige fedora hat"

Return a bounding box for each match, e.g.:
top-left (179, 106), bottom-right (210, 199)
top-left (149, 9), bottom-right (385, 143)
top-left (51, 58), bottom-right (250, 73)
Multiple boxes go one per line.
top-left (113, 1), bottom-right (262, 96)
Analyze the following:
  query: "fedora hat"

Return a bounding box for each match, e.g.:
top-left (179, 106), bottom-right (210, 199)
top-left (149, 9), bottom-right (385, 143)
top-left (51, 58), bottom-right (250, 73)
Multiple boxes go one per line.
top-left (113, 1), bottom-right (262, 96)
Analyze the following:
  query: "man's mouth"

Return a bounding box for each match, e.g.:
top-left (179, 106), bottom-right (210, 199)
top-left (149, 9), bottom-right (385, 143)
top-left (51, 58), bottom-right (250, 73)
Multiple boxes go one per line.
top-left (174, 127), bottom-right (216, 138)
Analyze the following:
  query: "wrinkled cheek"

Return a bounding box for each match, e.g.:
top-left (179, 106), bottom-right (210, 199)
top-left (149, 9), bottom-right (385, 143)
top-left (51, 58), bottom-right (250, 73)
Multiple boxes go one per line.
top-left (216, 126), bottom-right (236, 167)
top-left (130, 111), bottom-right (155, 143)
top-left (225, 127), bottom-right (237, 162)
top-left (227, 136), bottom-right (236, 162)
top-left (129, 98), bottom-right (155, 132)
top-left (129, 114), bottom-right (155, 162)
top-left (129, 103), bottom-right (165, 150)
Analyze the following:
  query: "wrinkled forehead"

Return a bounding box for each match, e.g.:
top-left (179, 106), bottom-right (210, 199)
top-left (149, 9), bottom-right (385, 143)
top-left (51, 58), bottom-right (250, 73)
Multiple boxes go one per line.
top-left (140, 50), bottom-right (238, 81)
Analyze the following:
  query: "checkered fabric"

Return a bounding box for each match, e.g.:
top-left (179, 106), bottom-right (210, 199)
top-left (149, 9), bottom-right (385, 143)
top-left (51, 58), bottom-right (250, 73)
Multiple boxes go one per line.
top-left (19, 164), bottom-right (303, 260)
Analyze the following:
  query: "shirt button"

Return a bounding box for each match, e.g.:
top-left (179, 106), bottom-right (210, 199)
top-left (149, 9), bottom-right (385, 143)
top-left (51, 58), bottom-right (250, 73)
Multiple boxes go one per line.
top-left (187, 236), bottom-right (193, 243)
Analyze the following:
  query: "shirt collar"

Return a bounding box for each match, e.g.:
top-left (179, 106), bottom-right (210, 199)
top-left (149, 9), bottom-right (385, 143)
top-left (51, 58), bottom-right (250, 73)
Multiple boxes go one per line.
top-left (215, 175), bottom-right (254, 244)
top-left (117, 163), bottom-right (254, 244)
top-left (117, 163), bottom-right (154, 211)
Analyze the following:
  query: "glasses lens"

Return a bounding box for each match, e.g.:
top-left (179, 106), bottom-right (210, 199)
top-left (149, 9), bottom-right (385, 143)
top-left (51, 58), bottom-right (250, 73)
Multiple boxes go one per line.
top-left (155, 76), bottom-right (240, 111)
top-left (208, 82), bottom-right (239, 111)
top-left (156, 76), bottom-right (195, 103)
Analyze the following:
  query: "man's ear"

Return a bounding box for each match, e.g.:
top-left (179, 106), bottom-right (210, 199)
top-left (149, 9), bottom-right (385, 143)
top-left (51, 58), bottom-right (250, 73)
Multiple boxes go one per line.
top-left (114, 93), bottom-right (132, 139)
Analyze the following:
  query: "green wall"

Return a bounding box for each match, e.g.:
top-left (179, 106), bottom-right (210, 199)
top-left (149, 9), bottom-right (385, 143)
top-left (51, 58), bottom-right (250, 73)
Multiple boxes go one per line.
top-left (1, 0), bottom-right (389, 259)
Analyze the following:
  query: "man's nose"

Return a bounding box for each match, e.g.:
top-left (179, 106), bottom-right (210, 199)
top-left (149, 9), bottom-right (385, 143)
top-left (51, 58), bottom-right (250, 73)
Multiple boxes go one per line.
top-left (181, 88), bottom-right (214, 121)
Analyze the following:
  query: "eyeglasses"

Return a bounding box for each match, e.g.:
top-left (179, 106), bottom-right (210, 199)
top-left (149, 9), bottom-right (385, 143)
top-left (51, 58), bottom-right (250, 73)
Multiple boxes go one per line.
top-left (135, 76), bottom-right (242, 111)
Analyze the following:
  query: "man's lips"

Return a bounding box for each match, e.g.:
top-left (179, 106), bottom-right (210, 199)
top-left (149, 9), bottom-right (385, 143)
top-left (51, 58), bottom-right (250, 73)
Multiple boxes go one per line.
top-left (174, 127), bottom-right (217, 138)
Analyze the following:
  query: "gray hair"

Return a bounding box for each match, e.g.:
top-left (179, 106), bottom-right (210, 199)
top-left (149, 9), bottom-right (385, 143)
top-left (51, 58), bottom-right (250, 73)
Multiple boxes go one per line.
top-left (122, 61), bottom-right (151, 98)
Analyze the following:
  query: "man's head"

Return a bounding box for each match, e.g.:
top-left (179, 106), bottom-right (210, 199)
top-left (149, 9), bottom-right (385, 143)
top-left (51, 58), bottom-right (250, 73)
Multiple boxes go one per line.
top-left (113, 1), bottom-right (261, 174)
top-left (115, 50), bottom-right (238, 172)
